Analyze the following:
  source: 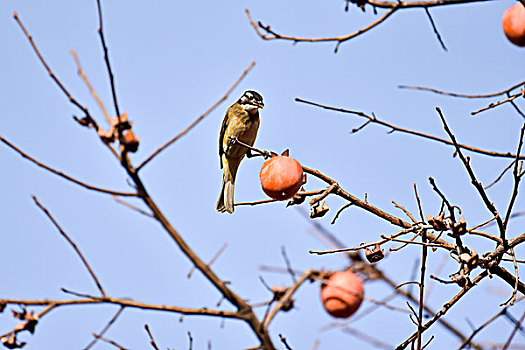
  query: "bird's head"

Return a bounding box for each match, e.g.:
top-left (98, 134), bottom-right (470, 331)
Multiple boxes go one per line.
top-left (238, 90), bottom-right (264, 113)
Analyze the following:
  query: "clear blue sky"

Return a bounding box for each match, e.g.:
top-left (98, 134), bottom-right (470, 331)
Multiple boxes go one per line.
top-left (1, 0), bottom-right (524, 349)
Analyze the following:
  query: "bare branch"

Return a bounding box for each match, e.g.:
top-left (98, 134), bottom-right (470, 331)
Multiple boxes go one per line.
top-left (71, 50), bottom-right (111, 125)
top-left (0, 136), bottom-right (138, 197)
top-left (95, 0), bottom-right (122, 125)
top-left (503, 123), bottom-right (525, 230)
top-left (424, 8), bottom-right (447, 51)
top-left (136, 61), bottom-right (256, 171)
top-left (435, 107), bottom-right (505, 239)
top-left (246, 7), bottom-right (398, 52)
top-left (33, 196), bottom-right (107, 297)
top-left (295, 98), bottom-right (525, 161)
top-left (144, 324), bottom-right (160, 350)
top-left (396, 271), bottom-right (488, 349)
top-left (85, 307), bottom-right (124, 350)
top-left (399, 80), bottom-right (525, 99)
top-left (13, 12), bottom-right (99, 132)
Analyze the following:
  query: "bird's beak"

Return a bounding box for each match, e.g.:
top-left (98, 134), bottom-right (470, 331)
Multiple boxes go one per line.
top-left (257, 102), bottom-right (264, 109)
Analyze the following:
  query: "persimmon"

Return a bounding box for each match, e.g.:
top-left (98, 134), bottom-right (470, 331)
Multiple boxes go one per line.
top-left (503, 3), bottom-right (525, 47)
top-left (260, 156), bottom-right (303, 200)
top-left (321, 270), bottom-right (364, 318)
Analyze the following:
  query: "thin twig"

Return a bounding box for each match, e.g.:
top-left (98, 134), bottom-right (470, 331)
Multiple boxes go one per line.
top-left (85, 307), bottom-right (125, 349)
top-left (396, 271), bottom-right (488, 349)
top-left (144, 324), bottom-right (160, 350)
top-left (91, 334), bottom-right (129, 350)
top-left (485, 161), bottom-right (516, 189)
top-left (281, 246), bottom-right (297, 283)
top-left (246, 7), bottom-right (398, 52)
top-left (263, 270), bottom-right (315, 328)
top-left (33, 196), bottom-right (107, 297)
top-left (424, 8), bottom-right (447, 51)
top-left (96, 0), bottom-right (121, 126)
top-left (235, 190), bottom-right (325, 207)
top-left (13, 12), bottom-right (99, 132)
top-left (309, 226), bottom-right (423, 255)
top-left (71, 50), bottom-right (111, 125)
top-left (295, 98), bottom-right (525, 161)
top-left (501, 248), bottom-right (519, 307)
top-left (187, 243), bottom-right (228, 278)
top-left (112, 195), bottom-right (154, 218)
top-left (340, 327), bottom-right (392, 349)
top-left (399, 80), bottom-right (525, 99)
top-left (471, 93), bottom-right (521, 116)
top-left (0, 136), bottom-right (138, 197)
top-left (503, 123), bottom-right (525, 230)
top-left (416, 226), bottom-right (428, 349)
top-left (502, 310), bottom-right (525, 350)
top-left (435, 107), bottom-right (505, 240)
top-left (392, 200), bottom-right (417, 223)
top-left (136, 61), bottom-right (256, 171)
top-left (331, 203), bottom-right (353, 224)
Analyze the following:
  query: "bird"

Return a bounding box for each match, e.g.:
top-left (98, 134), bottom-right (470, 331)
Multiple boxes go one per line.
top-left (216, 90), bottom-right (264, 214)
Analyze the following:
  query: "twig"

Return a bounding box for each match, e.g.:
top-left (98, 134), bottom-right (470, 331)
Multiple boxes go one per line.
top-left (399, 80), bottom-right (525, 98)
top-left (503, 123), bottom-right (525, 230)
top-left (424, 8), bottom-right (447, 51)
top-left (188, 243), bottom-right (228, 278)
top-left (435, 107), bottom-right (505, 240)
top-left (188, 331), bottom-right (193, 350)
top-left (85, 307), bottom-right (125, 349)
top-left (458, 296), bottom-right (525, 349)
top-left (309, 184), bottom-right (337, 206)
top-left (428, 177), bottom-right (456, 221)
top-left (416, 225), bottom-right (428, 349)
top-left (380, 234), bottom-right (447, 248)
top-left (235, 190), bottom-right (325, 207)
top-left (113, 195), bottom-right (154, 218)
top-left (502, 310), bottom-right (525, 350)
top-left (96, 0), bottom-right (121, 126)
top-left (263, 270), bottom-right (315, 328)
top-left (144, 324), bottom-right (160, 350)
top-left (246, 7), bottom-right (398, 52)
top-left (91, 334), bottom-right (129, 350)
top-left (136, 61), bottom-right (256, 171)
top-left (295, 98), bottom-right (525, 161)
top-left (392, 200), bottom-right (417, 223)
top-left (281, 246), bottom-right (297, 283)
top-left (71, 50), bottom-right (111, 125)
top-left (340, 327), bottom-right (392, 349)
top-left (471, 93), bottom-right (522, 116)
top-left (501, 248), bottom-right (519, 307)
top-left (13, 12), bottom-right (99, 132)
top-left (396, 271), bottom-right (488, 349)
top-left (33, 196), bottom-right (107, 297)
top-left (331, 203), bottom-right (353, 224)
top-left (309, 226), bottom-right (422, 255)
top-left (279, 334), bottom-right (293, 350)
top-left (0, 136), bottom-right (138, 197)
top-left (0, 295), bottom-right (242, 319)
top-left (485, 161), bottom-right (516, 189)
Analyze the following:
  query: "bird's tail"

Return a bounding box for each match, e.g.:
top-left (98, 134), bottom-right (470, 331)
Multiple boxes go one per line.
top-left (216, 157), bottom-right (242, 214)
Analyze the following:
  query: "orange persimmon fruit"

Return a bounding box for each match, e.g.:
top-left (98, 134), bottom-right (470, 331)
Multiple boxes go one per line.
top-left (503, 3), bottom-right (525, 47)
top-left (321, 270), bottom-right (364, 318)
top-left (260, 156), bottom-right (303, 200)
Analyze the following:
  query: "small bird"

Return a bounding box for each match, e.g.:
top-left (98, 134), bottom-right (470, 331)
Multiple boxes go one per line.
top-left (216, 90), bottom-right (264, 213)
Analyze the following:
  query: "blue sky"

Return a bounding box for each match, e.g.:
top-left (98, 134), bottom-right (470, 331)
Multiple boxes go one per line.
top-left (1, 0), bottom-right (525, 349)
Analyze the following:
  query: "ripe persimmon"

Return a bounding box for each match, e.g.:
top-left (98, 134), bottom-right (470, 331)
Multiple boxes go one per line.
top-left (503, 3), bottom-right (525, 47)
top-left (321, 271), bottom-right (364, 318)
top-left (260, 156), bottom-right (303, 200)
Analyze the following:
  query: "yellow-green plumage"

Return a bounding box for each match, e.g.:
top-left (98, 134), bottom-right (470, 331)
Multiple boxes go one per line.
top-left (216, 97), bottom-right (261, 213)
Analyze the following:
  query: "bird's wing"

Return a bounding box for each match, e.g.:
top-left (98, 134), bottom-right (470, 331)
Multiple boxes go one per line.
top-left (218, 105), bottom-right (233, 169)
